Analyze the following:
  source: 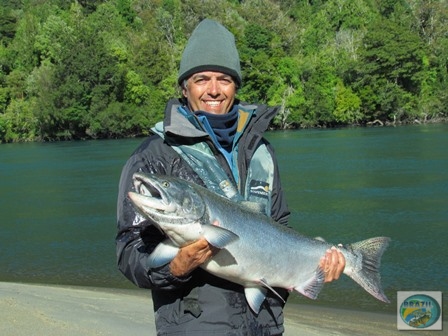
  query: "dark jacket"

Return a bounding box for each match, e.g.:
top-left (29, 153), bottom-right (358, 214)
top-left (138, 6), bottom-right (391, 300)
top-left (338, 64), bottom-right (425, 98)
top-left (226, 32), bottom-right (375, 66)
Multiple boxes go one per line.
top-left (116, 98), bottom-right (290, 335)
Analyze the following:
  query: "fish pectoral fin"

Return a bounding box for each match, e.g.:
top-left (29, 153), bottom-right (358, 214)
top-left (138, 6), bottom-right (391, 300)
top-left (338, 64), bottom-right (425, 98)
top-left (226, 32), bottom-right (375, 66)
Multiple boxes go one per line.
top-left (211, 249), bottom-right (237, 266)
top-left (202, 225), bottom-right (239, 249)
top-left (244, 286), bottom-right (267, 315)
top-left (294, 266), bottom-right (325, 300)
top-left (147, 239), bottom-right (179, 268)
top-left (258, 278), bottom-right (285, 304)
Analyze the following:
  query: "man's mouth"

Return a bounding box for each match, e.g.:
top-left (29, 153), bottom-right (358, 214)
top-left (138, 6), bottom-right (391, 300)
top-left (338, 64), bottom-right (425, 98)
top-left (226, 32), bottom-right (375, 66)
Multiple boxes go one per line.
top-left (204, 101), bottom-right (222, 107)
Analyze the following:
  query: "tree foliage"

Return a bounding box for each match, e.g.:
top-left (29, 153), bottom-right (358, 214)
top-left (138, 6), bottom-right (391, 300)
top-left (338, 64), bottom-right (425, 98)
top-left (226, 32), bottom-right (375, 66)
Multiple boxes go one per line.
top-left (0, 0), bottom-right (447, 142)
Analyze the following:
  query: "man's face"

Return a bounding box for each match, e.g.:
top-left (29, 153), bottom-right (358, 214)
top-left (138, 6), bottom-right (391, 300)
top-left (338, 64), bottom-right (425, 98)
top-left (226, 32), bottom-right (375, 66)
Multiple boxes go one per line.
top-left (183, 71), bottom-right (236, 115)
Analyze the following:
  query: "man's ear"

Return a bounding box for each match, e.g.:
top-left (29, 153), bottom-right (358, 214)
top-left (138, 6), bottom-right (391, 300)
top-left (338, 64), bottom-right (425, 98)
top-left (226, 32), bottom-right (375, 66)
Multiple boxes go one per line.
top-left (181, 80), bottom-right (188, 98)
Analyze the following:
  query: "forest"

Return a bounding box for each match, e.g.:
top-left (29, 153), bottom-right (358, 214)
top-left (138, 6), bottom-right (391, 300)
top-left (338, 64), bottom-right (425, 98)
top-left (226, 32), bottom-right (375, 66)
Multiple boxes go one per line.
top-left (0, 0), bottom-right (447, 142)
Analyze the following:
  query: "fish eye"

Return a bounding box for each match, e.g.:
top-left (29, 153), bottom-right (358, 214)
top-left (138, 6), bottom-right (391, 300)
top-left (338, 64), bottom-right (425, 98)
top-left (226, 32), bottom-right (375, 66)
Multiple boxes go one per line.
top-left (162, 181), bottom-right (170, 188)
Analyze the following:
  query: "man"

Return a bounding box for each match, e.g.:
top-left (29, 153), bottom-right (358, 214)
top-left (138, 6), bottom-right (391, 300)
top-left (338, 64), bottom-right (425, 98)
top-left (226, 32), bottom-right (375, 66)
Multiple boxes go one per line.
top-left (116, 19), bottom-right (345, 335)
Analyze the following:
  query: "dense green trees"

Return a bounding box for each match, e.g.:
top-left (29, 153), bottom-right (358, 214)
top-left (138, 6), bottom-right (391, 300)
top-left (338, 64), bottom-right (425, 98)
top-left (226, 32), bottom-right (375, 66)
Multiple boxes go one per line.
top-left (0, 0), bottom-right (447, 142)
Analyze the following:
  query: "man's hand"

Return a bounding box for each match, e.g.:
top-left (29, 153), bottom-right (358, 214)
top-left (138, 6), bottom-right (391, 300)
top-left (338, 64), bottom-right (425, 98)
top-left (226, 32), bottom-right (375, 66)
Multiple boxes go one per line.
top-left (319, 246), bottom-right (345, 282)
top-left (169, 238), bottom-right (218, 277)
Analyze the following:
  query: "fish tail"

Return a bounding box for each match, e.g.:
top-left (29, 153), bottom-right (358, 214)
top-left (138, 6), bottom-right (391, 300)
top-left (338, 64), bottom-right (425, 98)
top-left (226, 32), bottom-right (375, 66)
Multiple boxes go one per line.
top-left (345, 237), bottom-right (391, 303)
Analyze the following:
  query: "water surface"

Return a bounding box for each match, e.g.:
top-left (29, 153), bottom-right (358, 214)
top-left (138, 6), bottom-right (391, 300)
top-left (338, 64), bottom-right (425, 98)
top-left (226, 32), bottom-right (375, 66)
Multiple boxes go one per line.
top-left (268, 124), bottom-right (447, 314)
top-left (1, 124), bottom-right (446, 315)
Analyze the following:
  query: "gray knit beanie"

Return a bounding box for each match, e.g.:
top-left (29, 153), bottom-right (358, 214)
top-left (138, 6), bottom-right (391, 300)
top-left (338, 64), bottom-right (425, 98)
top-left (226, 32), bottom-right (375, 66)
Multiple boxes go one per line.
top-left (178, 19), bottom-right (242, 86)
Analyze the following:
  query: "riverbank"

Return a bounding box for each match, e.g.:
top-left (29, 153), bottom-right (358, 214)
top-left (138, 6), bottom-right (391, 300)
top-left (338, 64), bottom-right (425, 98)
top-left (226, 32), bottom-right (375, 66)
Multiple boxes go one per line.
top-left (1, 282), bottom-right (444, 335)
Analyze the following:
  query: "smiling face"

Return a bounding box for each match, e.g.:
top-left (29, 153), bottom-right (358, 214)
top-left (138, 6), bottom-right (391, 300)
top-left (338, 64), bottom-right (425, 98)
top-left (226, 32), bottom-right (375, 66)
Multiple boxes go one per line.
top-left (182, 71), bottom-right (237, 115)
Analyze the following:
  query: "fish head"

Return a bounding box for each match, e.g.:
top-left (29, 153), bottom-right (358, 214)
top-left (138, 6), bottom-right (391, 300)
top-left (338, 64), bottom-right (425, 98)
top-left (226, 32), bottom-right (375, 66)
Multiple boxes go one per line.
top-left (128, 173), bottom-right (206, 226)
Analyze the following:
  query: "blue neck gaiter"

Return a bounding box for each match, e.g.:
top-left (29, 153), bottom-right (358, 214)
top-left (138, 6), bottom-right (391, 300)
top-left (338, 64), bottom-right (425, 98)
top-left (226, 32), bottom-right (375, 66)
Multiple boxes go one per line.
top-left (195, 105), bottom-right (238, 151)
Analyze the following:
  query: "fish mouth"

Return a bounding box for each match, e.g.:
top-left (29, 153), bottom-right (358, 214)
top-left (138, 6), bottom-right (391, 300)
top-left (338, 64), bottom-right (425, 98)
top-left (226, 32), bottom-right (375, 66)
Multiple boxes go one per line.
top-left (128, 173), bottom-right (176, 214)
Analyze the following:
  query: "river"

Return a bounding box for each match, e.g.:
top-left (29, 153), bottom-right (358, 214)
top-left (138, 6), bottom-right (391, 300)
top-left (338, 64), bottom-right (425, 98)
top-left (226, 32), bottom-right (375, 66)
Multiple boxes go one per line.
top-left (1, 123), bottom-right (447, 315)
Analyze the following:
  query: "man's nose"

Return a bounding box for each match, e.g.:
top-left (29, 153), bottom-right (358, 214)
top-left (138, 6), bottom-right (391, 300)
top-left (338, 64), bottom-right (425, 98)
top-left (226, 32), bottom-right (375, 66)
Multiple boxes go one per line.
top-left (206, 78), bottom-right (220, 95)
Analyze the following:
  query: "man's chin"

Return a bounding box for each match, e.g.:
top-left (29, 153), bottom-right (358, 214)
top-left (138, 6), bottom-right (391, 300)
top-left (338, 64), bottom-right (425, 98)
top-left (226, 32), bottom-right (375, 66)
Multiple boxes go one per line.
top-left (202, 109), bottom-right (226, 115)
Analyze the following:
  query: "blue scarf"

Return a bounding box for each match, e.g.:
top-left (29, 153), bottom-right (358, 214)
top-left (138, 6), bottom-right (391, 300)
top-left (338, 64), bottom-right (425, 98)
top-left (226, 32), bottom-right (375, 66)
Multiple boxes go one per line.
top-left (195, 105), bottom-right (238, 151)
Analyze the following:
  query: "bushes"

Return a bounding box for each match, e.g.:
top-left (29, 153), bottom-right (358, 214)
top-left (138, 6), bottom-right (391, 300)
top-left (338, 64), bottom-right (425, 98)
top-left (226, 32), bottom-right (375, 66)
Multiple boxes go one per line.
top-left (0, 0), bottom-right (447, 142)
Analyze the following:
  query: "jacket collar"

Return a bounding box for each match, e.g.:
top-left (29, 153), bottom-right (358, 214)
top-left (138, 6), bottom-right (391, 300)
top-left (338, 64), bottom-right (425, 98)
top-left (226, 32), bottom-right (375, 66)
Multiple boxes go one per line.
top-left (162, 98), bottom-right (278, 141)
top-left (163, 98), bottom-right (208, 139)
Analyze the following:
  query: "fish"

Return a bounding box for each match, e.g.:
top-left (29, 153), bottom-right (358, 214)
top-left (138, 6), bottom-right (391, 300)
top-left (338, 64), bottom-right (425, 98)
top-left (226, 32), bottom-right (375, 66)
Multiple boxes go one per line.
top-left (128, 172), bottom-right (391, 314)
top-left (408, 309), bottom-right (432, 328)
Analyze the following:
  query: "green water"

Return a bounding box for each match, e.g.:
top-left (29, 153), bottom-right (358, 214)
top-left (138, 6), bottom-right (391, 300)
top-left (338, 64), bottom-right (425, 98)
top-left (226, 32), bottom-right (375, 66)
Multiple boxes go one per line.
top-left (1, 124), bottom-right (447, 315)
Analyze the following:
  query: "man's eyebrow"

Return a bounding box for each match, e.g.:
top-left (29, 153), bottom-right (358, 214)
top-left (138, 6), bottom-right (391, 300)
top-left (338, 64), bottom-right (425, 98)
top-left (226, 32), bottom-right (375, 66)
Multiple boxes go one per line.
top-left (191, 74), bottom-right (233, 80)
top-left (191, 74), bottom-right (210, 80)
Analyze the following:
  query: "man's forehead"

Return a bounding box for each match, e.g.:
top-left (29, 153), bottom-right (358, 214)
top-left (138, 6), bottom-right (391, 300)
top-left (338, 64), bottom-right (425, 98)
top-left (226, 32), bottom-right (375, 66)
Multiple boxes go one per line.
top-left (190, 71), bottom-right (234, 79)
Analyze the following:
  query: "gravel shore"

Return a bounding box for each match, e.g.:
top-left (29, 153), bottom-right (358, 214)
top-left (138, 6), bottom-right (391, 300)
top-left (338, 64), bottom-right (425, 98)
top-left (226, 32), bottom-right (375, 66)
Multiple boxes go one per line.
top-left (1, 282), bottom-right (444, 335)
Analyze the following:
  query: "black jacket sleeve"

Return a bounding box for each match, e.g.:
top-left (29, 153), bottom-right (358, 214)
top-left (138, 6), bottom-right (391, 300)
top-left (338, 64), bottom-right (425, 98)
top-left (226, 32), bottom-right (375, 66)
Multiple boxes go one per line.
top-left (115, 135), bottom-right (202, 289)
top-left (266, 142), bottom-right (291, 226)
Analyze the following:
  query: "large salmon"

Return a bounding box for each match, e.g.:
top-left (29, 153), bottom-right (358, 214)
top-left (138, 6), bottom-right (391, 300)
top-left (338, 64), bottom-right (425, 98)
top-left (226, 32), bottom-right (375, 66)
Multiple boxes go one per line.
top-left (128, 173), bottom-right (390, 313)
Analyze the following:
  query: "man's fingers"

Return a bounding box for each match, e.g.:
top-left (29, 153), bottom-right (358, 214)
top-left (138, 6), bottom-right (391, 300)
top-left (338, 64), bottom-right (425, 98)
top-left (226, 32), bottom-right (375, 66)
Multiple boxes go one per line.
top-left (321, 247), bottom-right (345, 282)
top-left (169, 238), bottom-right (216, 277)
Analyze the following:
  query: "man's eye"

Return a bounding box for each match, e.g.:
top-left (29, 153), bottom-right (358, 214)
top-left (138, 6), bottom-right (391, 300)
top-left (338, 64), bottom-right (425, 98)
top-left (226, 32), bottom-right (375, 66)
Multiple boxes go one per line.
top-left (220, 78), bottom-right (233, 84)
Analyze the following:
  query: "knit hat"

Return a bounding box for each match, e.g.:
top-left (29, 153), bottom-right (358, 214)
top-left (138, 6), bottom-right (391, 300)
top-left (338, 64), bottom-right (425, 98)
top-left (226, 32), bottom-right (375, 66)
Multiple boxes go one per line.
top-left (178, 19), bottom-right (242, 86)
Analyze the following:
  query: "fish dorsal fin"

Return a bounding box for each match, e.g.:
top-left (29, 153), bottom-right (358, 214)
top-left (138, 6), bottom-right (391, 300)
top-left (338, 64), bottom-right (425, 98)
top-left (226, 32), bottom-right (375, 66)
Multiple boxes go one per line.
top-left (202, 225), bottom-right (239, 248)
top-left (294, 266), bottom-right (325, 300)
top-left (240, 201), bottom-right (265, 213)
top-left (147, 239), bottom-right (179, 268)
top-left (244, 286), bottom-right (267, 314)
top-left (259, 278), bottom-right (285, 304)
